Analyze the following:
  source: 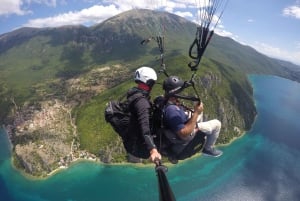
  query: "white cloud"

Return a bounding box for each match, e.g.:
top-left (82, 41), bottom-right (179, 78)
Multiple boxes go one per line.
top-left (23, 4), bottom-right (121, 27)
top-left (0, 0), bottom-right (59, 16)
top-left (297, 42), bottom-right (300, 49)
top-left (215, 28), bottom-right (234, 38)
top-left (0, 0), bottom-right (28, 15)
top-left (105, 0), bottom-right (166, 10)
top-left (27, 0), bottom-right (57, 7)
top-left (165, 0), bottom-right (189, 10)
top-left (283, 5), bottom-right (300, 19)
top-left (174, 11), bottom-right (193, 18)
top-left (252, 42), bottom-right (300, 65)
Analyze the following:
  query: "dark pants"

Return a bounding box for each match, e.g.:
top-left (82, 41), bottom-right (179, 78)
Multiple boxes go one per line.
top-left (123, 138), bottom-right (150, 159)
top-left (175, 131), bottom-right (206, 160)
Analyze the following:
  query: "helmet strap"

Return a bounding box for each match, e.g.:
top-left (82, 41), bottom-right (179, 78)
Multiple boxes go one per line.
top-left (137, 82), bottom-right (151, 92)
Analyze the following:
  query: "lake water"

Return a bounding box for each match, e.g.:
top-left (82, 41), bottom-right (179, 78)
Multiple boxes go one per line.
top-left (1, 75), bottom-right (300, 201)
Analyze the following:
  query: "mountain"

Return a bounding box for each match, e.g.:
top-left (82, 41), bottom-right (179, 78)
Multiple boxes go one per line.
top-left (206, 35), bottom-right (300, 78)
top-left (1, 9), bottom-right (299, 177)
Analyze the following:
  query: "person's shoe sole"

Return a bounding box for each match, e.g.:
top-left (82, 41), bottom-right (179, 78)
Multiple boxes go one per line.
top-left (202, 152), bottom-right (223, 157)
top-left (202, 152), bottom-right (223, 158)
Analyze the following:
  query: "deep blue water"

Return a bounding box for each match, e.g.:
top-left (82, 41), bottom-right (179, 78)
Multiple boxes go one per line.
top-left (1, 75), bottom-right (300, 201)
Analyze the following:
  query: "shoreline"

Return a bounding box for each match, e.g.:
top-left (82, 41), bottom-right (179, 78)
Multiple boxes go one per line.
top-left (1, 125), bottom-right (248, 180)
top-left (219, 131), bottom-right (247, 147)
top-left (1, 126), bottom-right (155, 179)
top-left (39, 131), bottom-right (249, 179)
top-left (1, 124), bottom-right (13, 150)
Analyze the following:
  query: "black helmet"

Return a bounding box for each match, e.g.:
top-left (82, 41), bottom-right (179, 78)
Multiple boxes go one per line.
top-left (163, 76), bottom-right (185, 96)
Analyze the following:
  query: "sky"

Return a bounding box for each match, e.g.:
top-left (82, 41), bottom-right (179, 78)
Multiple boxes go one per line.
top-left (0, 0), bottom-right (300, 66)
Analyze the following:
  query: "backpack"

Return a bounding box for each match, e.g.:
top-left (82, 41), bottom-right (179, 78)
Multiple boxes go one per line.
top-left (104, 89), bottom-right (145, 139)
top-left (151, 96), bottom-right (176, 156)
top-left (151, 95), bottom-right (166, 134)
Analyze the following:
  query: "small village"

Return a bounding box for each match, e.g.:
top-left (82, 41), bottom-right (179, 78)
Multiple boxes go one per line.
top-left (3, 98), bottom-right (98, 177)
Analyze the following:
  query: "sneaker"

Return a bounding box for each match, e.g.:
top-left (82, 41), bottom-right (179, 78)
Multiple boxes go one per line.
top-left (202, 147), bottom-right (223, 157)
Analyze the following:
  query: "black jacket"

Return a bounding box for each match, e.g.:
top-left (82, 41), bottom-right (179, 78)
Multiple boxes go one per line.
top-left (124, 87), bottom-right (156, 158)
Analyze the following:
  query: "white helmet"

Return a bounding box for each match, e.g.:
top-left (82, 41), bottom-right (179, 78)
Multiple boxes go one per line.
top-left (134, 66), bottom-right (157, 87)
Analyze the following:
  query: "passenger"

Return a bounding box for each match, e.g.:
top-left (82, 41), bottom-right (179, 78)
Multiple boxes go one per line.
top-left (162, 76), bottom-right (223, 161)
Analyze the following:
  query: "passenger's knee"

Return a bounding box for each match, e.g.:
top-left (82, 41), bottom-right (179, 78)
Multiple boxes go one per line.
top-left (213, 119), bottom-right (221, 128)
top-left (211, 119), bottom-right (221, 132)
top-left (198, 119), bottom-right (221, 135)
